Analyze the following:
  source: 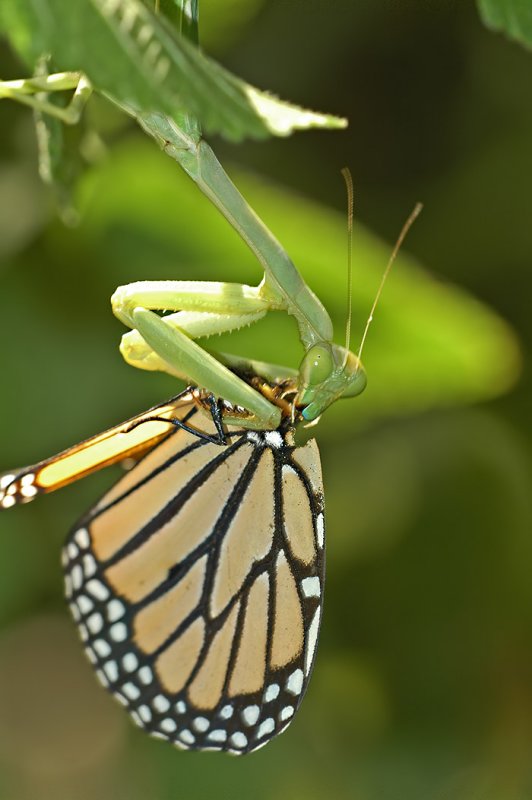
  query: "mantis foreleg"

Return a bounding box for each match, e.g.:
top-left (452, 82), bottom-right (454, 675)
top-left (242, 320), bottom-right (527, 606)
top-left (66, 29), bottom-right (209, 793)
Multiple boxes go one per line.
top-left (111, 279), bottom-right (282, 429)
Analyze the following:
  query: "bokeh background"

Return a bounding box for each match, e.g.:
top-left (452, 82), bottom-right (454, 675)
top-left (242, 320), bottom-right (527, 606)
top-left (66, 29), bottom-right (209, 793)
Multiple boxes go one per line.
top-left (0, 2), bottom-right (531, 799)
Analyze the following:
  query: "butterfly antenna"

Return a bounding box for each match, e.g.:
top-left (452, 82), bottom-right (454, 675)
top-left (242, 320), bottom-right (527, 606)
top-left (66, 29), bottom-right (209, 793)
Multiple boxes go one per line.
top-left (356, 202), bottom-right (423, 367)
top-left (341, 167), bottom-right (354, 357)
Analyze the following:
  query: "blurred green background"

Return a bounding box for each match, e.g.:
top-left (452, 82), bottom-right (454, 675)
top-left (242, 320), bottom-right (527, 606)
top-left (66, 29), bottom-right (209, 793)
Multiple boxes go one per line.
top-left (0, 2), bottom-right (531, 799)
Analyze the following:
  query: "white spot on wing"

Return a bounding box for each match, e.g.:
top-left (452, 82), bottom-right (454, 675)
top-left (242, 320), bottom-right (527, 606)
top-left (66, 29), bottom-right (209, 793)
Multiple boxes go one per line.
top-left (264, 683), bottom-right (280, 702)
top-left (160, 718), bottom-right (177, 733)
top-left (103, 660), bottom-right (118, 683)
top-left (86, 579), bottom-right (109, 601)
top-left (130, 710), bottom-right (143, 728)
top-left (122, 653), bottom-right (138, 672)
top-left (96, 669), bottom-right (109, 688)
top-left (74, 528), bottom-right (90, 549)
top-left (301, 576), bottom-right (321, 598)
top-left (316, 513), bottom-right (324, 549)
top-left (122, 682), bottom-right (141, 701)
top-left (193, 717), bottom-right (209, 733)
top-left (67, 543), bottom-right (79, 560)
top-left (208, 729), bottom-right (227, 743)
top-left (107, 599), bottom-right (125, 622)
top-left (152, 694), bottom-right (170, 713)
top-left (83, 554), bottom-right (97, 577)
top-left (242, 705), bottom-right (260, 726)
top-left (230, 732), bottom-right (248, 748)
top-left (286, 668), bottom-right (304, 695)
top-left (180, 729), bottom-right (195, 745)
top-left (93, 639), bottom-right (111, 658)
top-left (71, 565), bottom-right (83, 591)
top-left (280, 705), bottom-right (294, 722)
top-left (87, 613), bottom-right (103, 635)
top-left (77, 595), bottom-right (94, 615)
top-left (0, 474), bottom-right (15, 489)
top-left (115, 693), bottom-right (129, 707)
top-left (138, 705), bottom-right (152, 723)
top-left (256, 717), bottom-right (275, 739)
top-left (138, 666), bottom-right (153, 685)
top-left (305, 606), bottom-right (321, 675)
top-left (110, 622), bottom-right (127, 642)
top-left (219, 705), bottom-right (233, 719)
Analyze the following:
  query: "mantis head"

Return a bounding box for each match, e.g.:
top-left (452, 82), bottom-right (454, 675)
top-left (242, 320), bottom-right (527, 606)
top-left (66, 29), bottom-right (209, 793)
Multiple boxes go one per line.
top-left (298, 342), bottom-right (367, 422)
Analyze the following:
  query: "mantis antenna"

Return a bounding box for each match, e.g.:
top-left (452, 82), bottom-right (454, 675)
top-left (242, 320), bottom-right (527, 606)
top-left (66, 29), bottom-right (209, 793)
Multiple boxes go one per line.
top-left (341, 167), bottom-right (355, 355)
top-left (356, 201), bottom-right (423, 366)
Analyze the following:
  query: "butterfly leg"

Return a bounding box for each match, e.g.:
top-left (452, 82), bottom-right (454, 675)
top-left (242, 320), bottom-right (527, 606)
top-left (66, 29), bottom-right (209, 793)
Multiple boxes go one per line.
top-left (126, 393), bottom-right (228, 446)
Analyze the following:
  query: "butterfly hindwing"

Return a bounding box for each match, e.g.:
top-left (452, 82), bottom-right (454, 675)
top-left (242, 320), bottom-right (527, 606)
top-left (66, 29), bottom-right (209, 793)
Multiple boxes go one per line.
top-left (63, 410), bottom-right (325, 754)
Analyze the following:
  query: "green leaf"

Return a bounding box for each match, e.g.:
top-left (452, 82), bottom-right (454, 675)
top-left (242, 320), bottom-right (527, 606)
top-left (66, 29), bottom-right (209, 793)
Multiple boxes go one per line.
top-left (477, 0), bottom-right (532, 51)
top-left (0, 0), bottom-right (347, 142)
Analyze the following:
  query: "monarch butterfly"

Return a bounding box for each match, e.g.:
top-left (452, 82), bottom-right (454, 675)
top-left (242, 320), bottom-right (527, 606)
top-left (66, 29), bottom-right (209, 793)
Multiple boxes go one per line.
top-left (0, 374), bottom-right (324, 754)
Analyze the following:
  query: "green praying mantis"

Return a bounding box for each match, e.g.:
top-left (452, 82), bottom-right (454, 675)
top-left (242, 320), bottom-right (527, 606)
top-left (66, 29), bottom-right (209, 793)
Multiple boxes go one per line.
top-left (0, 13), bottom-right (419, 439)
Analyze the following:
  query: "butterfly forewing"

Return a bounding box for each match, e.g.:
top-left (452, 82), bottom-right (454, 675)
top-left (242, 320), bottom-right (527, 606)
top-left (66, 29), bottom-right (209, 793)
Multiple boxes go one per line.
top-left (63, 411), bottom-right (325, 754)
top-left (0, 392), bottom-right (200, 508)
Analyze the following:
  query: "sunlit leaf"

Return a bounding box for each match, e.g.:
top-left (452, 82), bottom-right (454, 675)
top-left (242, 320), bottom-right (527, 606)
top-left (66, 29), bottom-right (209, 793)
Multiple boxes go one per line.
top-left (0, 0), bottom-right (346, 141)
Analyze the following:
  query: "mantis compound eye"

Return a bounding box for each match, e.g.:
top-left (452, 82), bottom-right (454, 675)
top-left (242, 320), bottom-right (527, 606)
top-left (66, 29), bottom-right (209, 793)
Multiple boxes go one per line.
top-left (299, 343), bottom-right (335, 388)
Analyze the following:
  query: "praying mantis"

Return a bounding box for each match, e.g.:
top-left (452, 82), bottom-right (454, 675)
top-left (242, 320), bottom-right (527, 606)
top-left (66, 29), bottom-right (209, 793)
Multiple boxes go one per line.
top-left (0, 85), bottom-right (369, 435)
top-left (0, 0), bottom-right (423, 439)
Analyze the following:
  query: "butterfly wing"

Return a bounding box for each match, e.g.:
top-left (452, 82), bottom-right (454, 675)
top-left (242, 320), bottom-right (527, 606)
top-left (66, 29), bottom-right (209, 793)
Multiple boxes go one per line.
top-left (63, 414), bottom-right (325, 754)
top-left (0, 391), bottom-right (199, 508)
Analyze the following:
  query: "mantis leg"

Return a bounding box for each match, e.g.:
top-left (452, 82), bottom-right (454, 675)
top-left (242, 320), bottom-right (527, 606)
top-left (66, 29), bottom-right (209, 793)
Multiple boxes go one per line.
top-left (111, 279), bottom-right (271, 326)
top-left (120, 309), bottom-right (267, 374)
top-left (136, 113), bottom-right (334, 349)
top-left (113, 279), bottom-right (270, 374)
top-left (112, 280), bottom-right (282, 430)
top-left (0, 72), bottom-right (91, 124)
